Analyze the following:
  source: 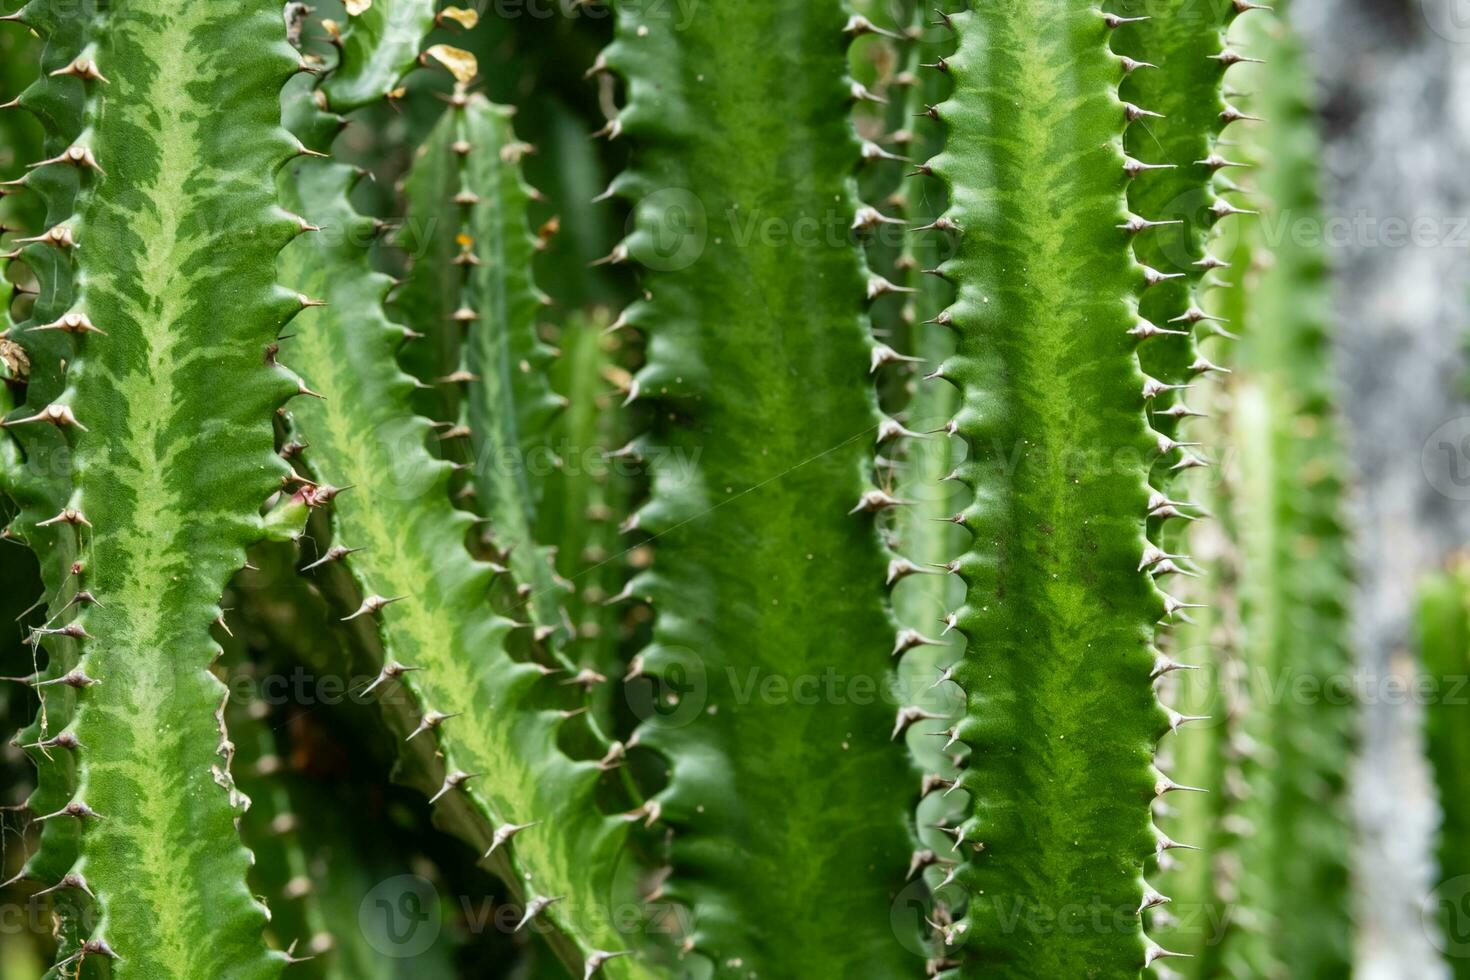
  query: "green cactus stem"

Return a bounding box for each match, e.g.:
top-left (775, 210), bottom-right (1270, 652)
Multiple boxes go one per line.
top-left (400, 88), bottom-right (570, 647)
top-left (0, 1), bottom-right (311, 975)
top-left (599, 1), bottom-right (919, 974)
top-left (1417, 560), bottom-right (1470, 980)
top-left (1224, 8), bottom-right (1356, 976)
top-left (274, 68), bottom-right (656, 978)
top-left (912, 5), bottom-right (1203, 973)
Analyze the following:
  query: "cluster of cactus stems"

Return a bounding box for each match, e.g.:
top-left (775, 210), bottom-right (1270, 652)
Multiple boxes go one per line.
top-left (0, 0), bottom-right (1363, 977)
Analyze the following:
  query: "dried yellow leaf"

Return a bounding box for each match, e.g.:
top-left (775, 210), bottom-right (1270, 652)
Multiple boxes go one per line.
top-left (438, 7), bottom-right (480, 29)
top-left (425, 44), bottom-right (478, 84)
top-left (344, 0), bottom-right (372, 16)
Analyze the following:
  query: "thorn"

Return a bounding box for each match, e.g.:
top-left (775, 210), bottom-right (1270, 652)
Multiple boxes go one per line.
top-left (515, 895), bottom-right (565, 932)
top-left (584, 950), bottom-right (633, 978)
top-left (342, 595), bottom-right (406, 621)
top-left (1139, 888), bottom-right (1171, 913)
top-left (31, 312), bottom-right (105, 335)
top-left (1119, 56), bottom-right (1156, 73)
top-left (623, 799), bottom-right (662, 828)
top-left (561, 668), bottom-right (608, 691)
top-left (6, 404), bottom-right (86, 431)
top-left (1189, 357), bottom-right (1230, 375)
top-left (36, 508), bottom-right (92, 528)
top-left (1152, 653), bottom-right (1197, 678)
top-left (1103, 12), bottom-right (1149, 26)
top-left (406, 711), bottom-right (458, 741)
top-left (1220, 104), bottom-right (1264, 124)
top-left (302, 545), bottom-right (361, 571)
top-left (1145, 944), bottom-right (1192, 966)
top-left (860, 140), bottom-right (909, 164)
top-left (50, 58), bottom-right (108, 83)
top-left (1129, 320), bottom-right (1187, 340)
top-left (1123, 156), bottom-right (1176, 178)
top-left (1140, 265), bottom-right (1185, 287)
top-left (592, 117), bottom-right (623, 141)
top-left (850, 81), bottom-right (888, 105)
top-left (1165, 709), bottom-right (1210, 733)
top-left (843, 14), bottom-right (902, 38)
top-left (852, 206), bottom-right (905, 233)
top-left (1119, 215), bottom-right (1182, 234)
top-left (850, 489), bottom-right (905, 514)
top-left (484, 821), bottom-right (539, 857)
top-left (1155, 773), bottom-right (1208, 796)
top-left (1196, 153), bottom-right (1248, 171)
top-left (429, 770), bottom-right (478, 804)
top-left (867, 277), bottom-right (916, 301)
top-left (893, 705), bottom-right (945, 740)
top-left (32, 669), bottom-right (98, 690)
top-left (36, 800), bottom-right (102, 822)
top-left (34, 872), bottom-right (94, 899)
top-left (1211, 199), bottom-right (1258, 218)
top-left (870, 343), bottom-right (922, 372)
top-left (1123, 102), bottom-right (1164, 121)
top-left (1213, 49), bottom-right (1264, 66)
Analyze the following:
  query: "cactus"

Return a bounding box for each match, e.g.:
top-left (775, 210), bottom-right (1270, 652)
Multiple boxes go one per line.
top-left (1417, 560), bottom-right (1470, 980)
top-left (0, 1), bottom-right (309, 975)
top-left (0, 3), bottom-right (1376, 977)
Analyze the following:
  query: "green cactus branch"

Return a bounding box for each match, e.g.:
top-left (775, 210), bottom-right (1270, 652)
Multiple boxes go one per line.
top-left (274, 70), bottom-right (655, 978)
top-left (914, 6), bottom-right (1193, 973)
top-left (599, 1), bottom-right (918, 975)
top-left (1417, 561), bottom-right (1470, 980)
top-left (1224, 9), bottom-right (1355, 976)
top-left (402, 89), bottom-right (571, 649)
top-left (0, 1), bottom-right (309, 975)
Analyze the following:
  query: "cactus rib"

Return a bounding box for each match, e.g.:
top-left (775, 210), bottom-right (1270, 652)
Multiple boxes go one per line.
top-left (915, 6), bottom-right (1186, 973)
top-left (1, 1), bottom-right (308, 974)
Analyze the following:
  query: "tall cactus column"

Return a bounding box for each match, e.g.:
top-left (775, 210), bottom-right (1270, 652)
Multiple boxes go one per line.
top-left (912, 6), bottom-right (1194, 974)
top-left (0, 1), bottom-right (312, 974)
top-left (599, 2), bottom-right (918, 976)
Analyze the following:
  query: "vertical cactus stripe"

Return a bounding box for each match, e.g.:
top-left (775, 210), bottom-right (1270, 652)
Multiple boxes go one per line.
top-left (918, 6), bottom-right (1180, 974)
top-left (1, 1), bottom-right (307, 975)
top-left (600, 1), bottom-right (917, 975)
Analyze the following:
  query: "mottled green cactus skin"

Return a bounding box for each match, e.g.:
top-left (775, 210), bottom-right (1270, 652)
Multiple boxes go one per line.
top-left (920, 7), bottom-right (1178, 975)
top-left (1226, 9), bottom-right (1355, 977)
top-left (321, 0), bottom-right (438, 113)
top-left (0, 1), bottom-right (305, 975)
top-left (275, 78), bottom-right (653, 979)
top-left (602, 2), bottom-right (917, 975)
top-left (1417, 562), bottom-right (1470, 980)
